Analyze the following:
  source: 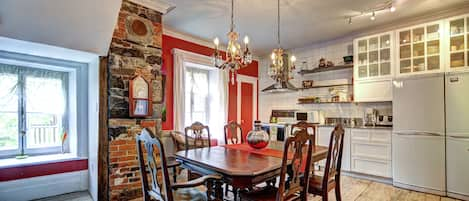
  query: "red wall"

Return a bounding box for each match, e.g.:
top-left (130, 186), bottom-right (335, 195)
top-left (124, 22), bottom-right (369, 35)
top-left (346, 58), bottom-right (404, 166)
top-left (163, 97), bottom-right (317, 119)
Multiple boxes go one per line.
top-left (161, 34), bottom-right (258, 130)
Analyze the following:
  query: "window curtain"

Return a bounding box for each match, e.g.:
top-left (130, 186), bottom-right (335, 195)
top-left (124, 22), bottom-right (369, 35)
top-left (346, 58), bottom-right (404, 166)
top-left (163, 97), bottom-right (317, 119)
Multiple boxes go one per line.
top-left (172, 49), bottom-right (228, 143)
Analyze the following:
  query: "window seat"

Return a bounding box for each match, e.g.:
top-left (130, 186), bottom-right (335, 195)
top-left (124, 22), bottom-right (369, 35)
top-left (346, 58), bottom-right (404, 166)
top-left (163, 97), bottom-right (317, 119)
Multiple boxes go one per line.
top-left (0, 154), bottom-right (87, 182)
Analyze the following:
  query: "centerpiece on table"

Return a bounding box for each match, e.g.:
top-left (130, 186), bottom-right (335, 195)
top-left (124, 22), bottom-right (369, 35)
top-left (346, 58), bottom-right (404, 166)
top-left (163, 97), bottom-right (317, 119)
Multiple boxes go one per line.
top-left (246, 121), bottom-right (270, 149)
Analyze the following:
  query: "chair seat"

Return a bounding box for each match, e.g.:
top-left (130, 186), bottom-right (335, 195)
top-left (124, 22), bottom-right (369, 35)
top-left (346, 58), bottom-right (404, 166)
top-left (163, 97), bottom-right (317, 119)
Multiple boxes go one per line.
top-left (173, 187), bottom-right (208, 201)
top-left (239, 186), bottom-right (299, 201)
top-left (307, 174), bottom-right (336, 195)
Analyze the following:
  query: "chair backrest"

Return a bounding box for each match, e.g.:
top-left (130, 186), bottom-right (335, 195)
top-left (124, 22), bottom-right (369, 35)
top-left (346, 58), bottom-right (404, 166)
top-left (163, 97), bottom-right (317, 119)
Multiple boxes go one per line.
top-left (277, 129), bottom-right (315, 201)
top-left (322, 124), bottom-right (345, 187)
top-left (224, 121), bottom-right (243, 145)
top-left (136, 128), bottom-right (174, 201)
top-left (291, 121), bottom-right (317, 137)
top-left (184, 121), bottom-right (211, 150)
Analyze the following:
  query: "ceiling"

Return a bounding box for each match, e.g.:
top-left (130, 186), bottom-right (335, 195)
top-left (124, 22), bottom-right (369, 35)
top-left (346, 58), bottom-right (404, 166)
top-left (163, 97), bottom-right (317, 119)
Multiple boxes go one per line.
top-left (0, 0), bottom-right (122, 56)
top-left (164, 0), bottom-right (469, 55)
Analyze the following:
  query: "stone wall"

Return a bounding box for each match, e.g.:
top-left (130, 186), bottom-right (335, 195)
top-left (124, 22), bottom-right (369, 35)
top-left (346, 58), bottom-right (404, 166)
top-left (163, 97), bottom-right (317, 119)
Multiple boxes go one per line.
top-left (107, 0), bottom-right (163, 200)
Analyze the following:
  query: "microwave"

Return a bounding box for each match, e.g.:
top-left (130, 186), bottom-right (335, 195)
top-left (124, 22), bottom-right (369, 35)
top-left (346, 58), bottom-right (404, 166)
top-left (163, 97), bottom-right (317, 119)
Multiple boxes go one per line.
top-left (295, 111), bottom-right (325, 124)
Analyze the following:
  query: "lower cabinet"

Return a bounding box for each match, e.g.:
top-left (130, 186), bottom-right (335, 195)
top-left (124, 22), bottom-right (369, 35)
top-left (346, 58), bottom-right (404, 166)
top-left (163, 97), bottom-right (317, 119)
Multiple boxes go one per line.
top-left (350, 128), bottom-right (392, 178)
top-left (317, 126), bottom-right (351, 171)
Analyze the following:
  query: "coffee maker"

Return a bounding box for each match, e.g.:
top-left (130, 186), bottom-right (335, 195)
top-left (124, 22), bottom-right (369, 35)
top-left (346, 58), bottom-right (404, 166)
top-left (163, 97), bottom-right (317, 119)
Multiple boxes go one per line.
top-left (364, 108), bottom-right (378, 126)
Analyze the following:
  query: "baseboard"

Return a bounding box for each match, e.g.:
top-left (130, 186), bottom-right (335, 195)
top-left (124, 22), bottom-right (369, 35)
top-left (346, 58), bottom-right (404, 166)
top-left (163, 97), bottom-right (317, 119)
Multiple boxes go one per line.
top-left (341, 171), bottom-right (393, 185)
top-left (393, 181), bottom-right (446, 196)
top-left (447, 192), bottom-right (469, 201)
top-left (0, 170), bottom-right (88, 201)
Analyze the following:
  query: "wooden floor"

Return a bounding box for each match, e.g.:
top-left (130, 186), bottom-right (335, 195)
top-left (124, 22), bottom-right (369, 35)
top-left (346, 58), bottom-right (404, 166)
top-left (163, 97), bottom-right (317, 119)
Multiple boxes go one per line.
top-left (35, 175), bottom-right (462, 201)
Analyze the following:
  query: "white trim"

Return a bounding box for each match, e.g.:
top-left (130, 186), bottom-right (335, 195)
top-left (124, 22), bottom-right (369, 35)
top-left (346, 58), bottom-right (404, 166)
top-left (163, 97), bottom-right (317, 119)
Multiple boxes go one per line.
top-left (236, 75), bottom-right (258, 125)
top-left (172, 48), bottom-right (212, 67)
top-left (447, 192), bottom-right (469, 201)
top-left (0, 170), bottom-right (88, 201)
top-left (127, 0), bottom-right (175, 15)
top-left (392, 181), bottom-right (446, 196)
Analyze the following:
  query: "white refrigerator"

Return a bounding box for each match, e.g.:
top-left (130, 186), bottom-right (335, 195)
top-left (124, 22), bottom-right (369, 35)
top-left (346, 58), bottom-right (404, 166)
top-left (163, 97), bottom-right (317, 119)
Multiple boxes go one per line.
top-left (446, 72), bottom-right (469, 200)
top-left (392, 73), bottom-right (446, 195)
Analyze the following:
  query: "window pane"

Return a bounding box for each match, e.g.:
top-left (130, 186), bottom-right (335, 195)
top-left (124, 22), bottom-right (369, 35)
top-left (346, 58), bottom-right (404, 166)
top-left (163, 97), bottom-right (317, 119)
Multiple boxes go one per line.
top-left (0, 73), bottom-right (19, 150)
top-left (25, 76), bottom-right (64, 148)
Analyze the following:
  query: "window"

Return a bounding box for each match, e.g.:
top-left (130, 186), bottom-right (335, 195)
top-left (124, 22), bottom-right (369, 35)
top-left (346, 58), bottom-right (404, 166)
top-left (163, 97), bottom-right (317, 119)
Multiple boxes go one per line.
top-left (0, 64), bottom-right (68, 158)
top-left (184, 67), bottom-right (210, 126)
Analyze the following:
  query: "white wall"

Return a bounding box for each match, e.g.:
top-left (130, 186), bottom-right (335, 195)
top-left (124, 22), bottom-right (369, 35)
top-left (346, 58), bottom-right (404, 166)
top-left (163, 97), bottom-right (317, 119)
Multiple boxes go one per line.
top-left (259, 37), bottom-right (391, 122)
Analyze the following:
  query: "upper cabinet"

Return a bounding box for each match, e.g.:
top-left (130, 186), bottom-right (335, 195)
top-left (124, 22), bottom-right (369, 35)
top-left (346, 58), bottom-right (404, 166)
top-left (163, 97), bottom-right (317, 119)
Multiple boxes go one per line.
top-left (354, 32), bottom-right (394, 81)
top-left (447, 15), bottom-right (469, 72)
top-left (396, 21), bottom-right (445, 76)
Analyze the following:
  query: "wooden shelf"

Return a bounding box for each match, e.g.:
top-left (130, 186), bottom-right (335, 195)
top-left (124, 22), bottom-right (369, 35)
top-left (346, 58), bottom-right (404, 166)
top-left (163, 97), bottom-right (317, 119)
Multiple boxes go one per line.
top-left (298, 64), bottom-right (353, 75)
top-left (297, 101), bottom-right (354, 105)
top-left (298, 83), bottom-right (352, 90)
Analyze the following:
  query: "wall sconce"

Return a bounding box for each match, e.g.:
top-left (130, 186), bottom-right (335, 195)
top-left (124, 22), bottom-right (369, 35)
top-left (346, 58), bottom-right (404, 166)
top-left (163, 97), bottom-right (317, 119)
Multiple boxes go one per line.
top-left (129, 75), bottom-right (153, 117)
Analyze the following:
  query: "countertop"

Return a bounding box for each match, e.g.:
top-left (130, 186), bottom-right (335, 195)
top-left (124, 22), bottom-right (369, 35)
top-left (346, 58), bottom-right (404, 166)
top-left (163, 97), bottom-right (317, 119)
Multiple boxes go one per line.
top-left (261, 122), bottom-right (392, 129)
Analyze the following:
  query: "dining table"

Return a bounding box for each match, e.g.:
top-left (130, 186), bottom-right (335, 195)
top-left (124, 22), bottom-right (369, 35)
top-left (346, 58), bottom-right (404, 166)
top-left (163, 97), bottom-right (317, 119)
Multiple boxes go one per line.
top-left (175, 140), bottom-right (329, 198)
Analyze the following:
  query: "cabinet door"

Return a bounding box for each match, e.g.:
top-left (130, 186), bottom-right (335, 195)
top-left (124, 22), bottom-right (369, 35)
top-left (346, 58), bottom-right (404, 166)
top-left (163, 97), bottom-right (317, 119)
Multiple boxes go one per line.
top-left (342, 128), bottom-right (351, 171)
top-left (356, 39), bottom-right (369, 79)
top-left (354, 32), bottom-right (393, 81)
top-left (447, 15), bottom-right (469, 72)
top-left (354, 80), bottom-right (393, 102)
top-left (397, 21), bottom-right (444, 76)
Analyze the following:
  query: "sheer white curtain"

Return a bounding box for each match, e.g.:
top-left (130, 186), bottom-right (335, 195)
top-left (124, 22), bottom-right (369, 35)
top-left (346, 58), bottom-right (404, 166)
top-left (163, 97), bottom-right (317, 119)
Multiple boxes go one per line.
top-left (172, 49), bottom-right (228, 143)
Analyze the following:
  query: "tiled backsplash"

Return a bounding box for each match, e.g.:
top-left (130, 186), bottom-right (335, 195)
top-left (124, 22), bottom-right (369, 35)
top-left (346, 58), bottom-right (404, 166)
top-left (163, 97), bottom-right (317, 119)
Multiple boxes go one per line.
top-left (259, 37), bottom-right (392, 122)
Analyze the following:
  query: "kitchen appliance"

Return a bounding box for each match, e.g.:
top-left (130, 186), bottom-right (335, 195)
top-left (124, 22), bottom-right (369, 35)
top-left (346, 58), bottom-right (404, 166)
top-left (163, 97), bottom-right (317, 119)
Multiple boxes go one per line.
top-left (445, 72), bottom-right (469, 200)
top-left (364, 108), bottom-right (378, 126)
top-left (295, 110), bottom-right (325, 124)
top-left (376, 115), bottom-right (393, 127)
top-left (392, 73), bottom-right (446, 195)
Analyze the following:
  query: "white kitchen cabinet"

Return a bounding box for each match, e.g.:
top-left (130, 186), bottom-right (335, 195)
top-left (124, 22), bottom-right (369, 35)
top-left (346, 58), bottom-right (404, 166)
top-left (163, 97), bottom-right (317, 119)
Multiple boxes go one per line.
top-left (354, 32), bottom-right (395, 81)
top-left (317, 126), bottom-right (351, 172)
top-left (396, 21), bottom-right (445, 76)
top-left (446, 14), bottom-right (469, 72)
top-left (350, 128), bottom-right (392, 178)
top-left (354, 79), bottom-right (393, 102)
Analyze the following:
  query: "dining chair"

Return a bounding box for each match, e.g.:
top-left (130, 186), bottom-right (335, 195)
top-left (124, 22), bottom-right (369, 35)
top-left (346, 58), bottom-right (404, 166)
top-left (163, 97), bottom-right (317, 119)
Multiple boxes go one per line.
top-left (136, 128), bottom-right (223, 201)
top-left (184, 121), bottom-right (212, 150)
top-left (307, 124), bottom-right (345, 201)
top-left (291, 121), bottom-right (317, 137)
top-left (224, 121), bottom-right (243, 145)
top-left (239, 129), bottom-right (315, 201)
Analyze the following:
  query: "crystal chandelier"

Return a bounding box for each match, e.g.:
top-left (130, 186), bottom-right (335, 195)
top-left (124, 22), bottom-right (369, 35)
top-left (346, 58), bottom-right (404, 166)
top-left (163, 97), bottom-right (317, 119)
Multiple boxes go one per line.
top-left (212, 0), bottom-right (252, 85)
top-left (268, 0), bottom-right (296, 83)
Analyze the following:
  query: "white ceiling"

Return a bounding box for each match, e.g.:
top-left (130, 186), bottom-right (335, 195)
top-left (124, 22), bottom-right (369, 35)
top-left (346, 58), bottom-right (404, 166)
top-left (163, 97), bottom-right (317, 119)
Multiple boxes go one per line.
top-left (164, 0), bottom-right (469, 55)
top-left (0, 0), bottom-right (122, 56)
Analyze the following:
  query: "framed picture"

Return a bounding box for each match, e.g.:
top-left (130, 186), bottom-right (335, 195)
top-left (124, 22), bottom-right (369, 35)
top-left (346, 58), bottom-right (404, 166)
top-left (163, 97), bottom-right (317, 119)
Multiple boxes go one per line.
top-left (129, 75), bottom-right (153, 117)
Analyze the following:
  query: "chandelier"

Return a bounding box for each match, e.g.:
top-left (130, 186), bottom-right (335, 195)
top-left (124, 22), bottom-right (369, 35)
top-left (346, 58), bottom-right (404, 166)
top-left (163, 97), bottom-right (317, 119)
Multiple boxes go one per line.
top-left (268, 0), bottom-right (296, 83)
top-left (212, 0), bottom-right (252, 85)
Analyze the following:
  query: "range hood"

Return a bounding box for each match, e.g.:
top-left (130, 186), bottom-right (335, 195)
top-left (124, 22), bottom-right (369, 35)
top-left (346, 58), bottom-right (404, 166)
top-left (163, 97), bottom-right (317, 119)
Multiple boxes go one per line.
top-left (262, 80), bottom-right (298, 93)
top-left (262, 53), bottom-right (298, 93)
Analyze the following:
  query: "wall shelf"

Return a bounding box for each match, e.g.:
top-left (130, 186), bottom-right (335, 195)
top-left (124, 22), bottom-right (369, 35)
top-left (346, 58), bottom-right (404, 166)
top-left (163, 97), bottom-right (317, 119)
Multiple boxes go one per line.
top-left (298, 64), bottom-right (353, 75)
top-left (298, 83), bottom-right (353, 90)
top-left (297, 101), bottom-right (354, 104)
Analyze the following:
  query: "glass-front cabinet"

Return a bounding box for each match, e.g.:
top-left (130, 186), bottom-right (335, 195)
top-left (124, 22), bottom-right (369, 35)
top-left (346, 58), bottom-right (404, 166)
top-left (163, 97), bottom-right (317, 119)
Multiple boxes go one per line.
top-left (354, 32), bottom-right (394, 80)
top-left (447, 15), bottom-right (469, 71)
top-left (396, 21), bottom-right (444, 76)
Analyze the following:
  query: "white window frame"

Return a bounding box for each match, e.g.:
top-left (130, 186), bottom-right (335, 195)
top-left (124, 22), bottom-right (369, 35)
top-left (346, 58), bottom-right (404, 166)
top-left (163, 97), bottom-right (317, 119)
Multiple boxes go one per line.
top-left (0, 50), bottom-right (88, 159)
top-left (184, 66), bottom-right (210, 126)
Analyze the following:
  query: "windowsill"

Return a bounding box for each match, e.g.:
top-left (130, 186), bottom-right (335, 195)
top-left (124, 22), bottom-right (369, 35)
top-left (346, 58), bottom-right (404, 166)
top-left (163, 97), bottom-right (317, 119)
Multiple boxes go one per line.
top-left (0, 153), bottom-right (87, 169)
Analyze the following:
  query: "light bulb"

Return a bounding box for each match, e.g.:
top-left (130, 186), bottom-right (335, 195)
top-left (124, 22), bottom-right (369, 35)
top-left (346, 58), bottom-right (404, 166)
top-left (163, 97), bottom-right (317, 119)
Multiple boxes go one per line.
top-left (231, 45), bottom-right (237, 53)
top-left (390, 6), bottom-right (396, 12)
top-left (271, 52), bottom-right (276, 60)
top-left (213, 37), bottom-right (219, 46)
top-left (291, 55), bottom-right (296, 63)
top-left (370, 12), bottom-right (376, 21)
top-left (244, 36), bottom-right (249, 44)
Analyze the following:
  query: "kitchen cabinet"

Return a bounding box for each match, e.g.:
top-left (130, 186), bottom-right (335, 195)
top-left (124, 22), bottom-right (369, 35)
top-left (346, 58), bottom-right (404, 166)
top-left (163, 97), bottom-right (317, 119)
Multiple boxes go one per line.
top-left (354, 32), bottom-right (394, 81)
top-left (317, 126), bottom-right (351, 172)
top-left (354, 79), bottom-right (393, 102)
top-left (447, 15), bottom-right (469, 72)
top-left (350, 128), bottom-right (392, 178)
top-left (396, 21), bottom-right (445, 76)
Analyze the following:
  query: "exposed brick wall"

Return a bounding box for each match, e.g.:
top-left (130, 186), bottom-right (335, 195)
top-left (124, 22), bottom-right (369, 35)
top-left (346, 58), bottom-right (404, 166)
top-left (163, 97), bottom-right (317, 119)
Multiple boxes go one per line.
top-left (107, 0), bottom-right (163, 200)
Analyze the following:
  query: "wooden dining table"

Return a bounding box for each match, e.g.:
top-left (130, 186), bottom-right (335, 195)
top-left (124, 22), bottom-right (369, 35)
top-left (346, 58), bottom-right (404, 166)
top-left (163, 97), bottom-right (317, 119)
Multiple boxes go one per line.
top-left (175, 141), bottom-right (328, 191)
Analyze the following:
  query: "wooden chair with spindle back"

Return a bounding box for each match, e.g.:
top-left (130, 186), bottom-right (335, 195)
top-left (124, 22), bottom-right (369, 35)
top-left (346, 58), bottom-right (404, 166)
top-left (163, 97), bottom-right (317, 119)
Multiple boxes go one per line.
top-left (184, 121), bottom-right (212, 150)
top-left (224, 121), bottom-right (243, 145)
top-left (136, 128), bottom-right (223, 201)
top-left (291, 121), bottom-right (317, 138)
top-left (239, 129), bottom-right (315, 201)
top-left (307, 124), bottom-right (345, 201)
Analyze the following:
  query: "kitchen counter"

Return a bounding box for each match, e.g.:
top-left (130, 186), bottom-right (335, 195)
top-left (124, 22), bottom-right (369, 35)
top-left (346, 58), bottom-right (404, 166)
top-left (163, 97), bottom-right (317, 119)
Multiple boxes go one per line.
top-left (318, 124), bottom-right (393, 129)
